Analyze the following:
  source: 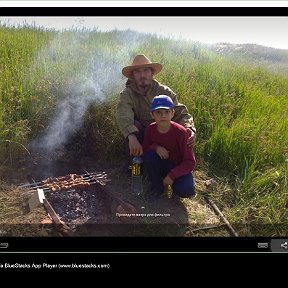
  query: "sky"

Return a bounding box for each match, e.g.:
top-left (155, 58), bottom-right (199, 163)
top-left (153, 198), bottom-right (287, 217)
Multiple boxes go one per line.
top-left (1, 16), bottom-right (288, 50)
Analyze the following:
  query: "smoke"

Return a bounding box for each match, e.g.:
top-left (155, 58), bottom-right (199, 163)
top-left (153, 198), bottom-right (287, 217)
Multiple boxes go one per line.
top-left (30, 29), bottom-right (147, 155)
top-left (35, 54), bottom-right (122, 153)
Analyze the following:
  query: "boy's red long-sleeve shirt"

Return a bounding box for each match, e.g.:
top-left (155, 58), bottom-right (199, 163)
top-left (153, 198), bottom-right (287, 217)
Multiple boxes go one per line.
top-left (142, 121), bottom-right (196, 181)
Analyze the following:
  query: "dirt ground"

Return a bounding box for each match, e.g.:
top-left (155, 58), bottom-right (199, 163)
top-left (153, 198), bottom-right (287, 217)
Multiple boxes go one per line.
top-left (0, 158), bottom-right (231, 237)
top-left (0, 141), bottom-right (235, 238)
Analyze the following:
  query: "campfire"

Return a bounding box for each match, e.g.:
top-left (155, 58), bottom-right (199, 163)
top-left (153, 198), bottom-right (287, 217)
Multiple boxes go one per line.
top-left (19, 169), bottom-right (138, 236)
top-left (19, 171), bottom-right (115, 234)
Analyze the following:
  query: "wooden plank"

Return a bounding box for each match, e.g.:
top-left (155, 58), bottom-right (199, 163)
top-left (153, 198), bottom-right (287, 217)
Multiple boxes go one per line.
top-left (26, 176), bottom-right (74, 236)
top-left (43, 199), bottom-right (61, 224)
top-left (43, 198), bottom-right (74, 236)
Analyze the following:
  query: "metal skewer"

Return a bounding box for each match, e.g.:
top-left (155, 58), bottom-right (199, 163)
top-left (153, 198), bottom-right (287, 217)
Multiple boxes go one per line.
top-left (18, 172), bottom-right (108, 189)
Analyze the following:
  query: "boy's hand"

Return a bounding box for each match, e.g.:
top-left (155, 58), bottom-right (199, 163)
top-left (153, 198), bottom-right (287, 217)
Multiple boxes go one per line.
top-left (156, 146), bottom-right (169, 159)
top-left (163, 175), bottom-right (173, 186)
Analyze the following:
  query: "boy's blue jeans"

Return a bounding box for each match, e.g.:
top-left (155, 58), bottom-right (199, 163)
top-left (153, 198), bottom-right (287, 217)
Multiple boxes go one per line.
top-left (143, 150), bottom-right (195, 198)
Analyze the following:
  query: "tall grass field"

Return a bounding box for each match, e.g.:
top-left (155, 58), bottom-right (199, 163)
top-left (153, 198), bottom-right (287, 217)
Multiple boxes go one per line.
top-left (0, 24), bottom-right (288, 236)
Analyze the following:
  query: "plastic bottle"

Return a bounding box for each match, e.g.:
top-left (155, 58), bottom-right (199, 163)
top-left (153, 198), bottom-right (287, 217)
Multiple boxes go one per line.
top-left (131, 156), bottom-right (143, 195)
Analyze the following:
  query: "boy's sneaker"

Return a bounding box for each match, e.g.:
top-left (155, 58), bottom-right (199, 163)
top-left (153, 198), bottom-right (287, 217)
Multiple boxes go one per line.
top-left (170, 193), bottom-right (182, 205)
top-left (145, 189), bottom-right (163, 203)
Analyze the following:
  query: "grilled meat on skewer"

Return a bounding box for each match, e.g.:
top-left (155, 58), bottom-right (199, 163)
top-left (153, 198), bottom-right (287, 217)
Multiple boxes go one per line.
top-left (42, 173), bottom-right (91, 192)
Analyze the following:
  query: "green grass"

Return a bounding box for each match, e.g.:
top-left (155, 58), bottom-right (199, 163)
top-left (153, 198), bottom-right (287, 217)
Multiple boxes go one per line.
top-left (1, 24), bottom-right (288, 235)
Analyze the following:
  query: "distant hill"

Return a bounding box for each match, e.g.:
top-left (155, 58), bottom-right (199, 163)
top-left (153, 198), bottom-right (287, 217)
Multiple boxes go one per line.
top-left (207, 43), bottom-right (288, 75)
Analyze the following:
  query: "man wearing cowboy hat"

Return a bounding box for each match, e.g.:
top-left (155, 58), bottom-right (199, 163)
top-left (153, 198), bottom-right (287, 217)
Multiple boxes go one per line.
top-left (116, 54), bottom-right (196, 157)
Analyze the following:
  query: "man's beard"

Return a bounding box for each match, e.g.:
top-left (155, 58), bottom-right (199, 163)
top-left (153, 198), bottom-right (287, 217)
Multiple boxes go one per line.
top-left (139, 78), bottom-right (149, 87)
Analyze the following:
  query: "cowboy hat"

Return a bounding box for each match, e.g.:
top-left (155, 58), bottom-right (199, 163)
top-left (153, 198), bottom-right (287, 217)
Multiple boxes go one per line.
top-left (122, 54), bottom-right (162, 79)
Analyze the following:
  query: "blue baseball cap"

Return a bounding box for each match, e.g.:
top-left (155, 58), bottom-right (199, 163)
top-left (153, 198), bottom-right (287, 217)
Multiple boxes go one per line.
top-left (150, 95), bottom-right (174, 112)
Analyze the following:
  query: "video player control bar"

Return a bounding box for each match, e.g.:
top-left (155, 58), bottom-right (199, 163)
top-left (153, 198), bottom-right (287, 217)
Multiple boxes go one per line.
top-left (270, 239), bottom-right (288, 252)
top-left (0, 243), bottom-right (9, 249)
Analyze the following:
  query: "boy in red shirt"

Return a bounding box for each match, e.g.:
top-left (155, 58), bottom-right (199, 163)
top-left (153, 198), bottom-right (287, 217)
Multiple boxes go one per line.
top-left (142, 95), bottom-right (196, 202)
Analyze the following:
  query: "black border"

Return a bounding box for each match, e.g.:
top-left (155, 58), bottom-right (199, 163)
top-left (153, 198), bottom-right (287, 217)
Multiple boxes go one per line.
top-left (0, 7), bottom-right (287, 17)
top-left (0, 6), bottom-right (287, 256)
